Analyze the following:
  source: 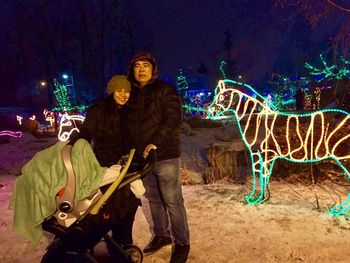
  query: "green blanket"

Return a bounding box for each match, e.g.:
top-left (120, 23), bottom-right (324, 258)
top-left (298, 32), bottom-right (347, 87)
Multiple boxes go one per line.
top-left (9, 139), bottom-right (107, 245)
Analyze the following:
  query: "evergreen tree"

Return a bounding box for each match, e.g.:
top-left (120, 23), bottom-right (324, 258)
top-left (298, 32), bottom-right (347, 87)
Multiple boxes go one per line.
top-left (176, 68), bottom-right (189, 102)
top-left (198, 61), bottom-right (209, 75)
top-left (53, 79), bottom-right (72, 110)
top-left (223, 29), bottom-right (237, 78)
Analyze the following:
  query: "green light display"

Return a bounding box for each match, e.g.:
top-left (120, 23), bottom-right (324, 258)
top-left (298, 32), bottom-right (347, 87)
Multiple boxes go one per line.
top-left (53, 79), bottom-right (72, 110)
top-left (305, 54), bottom-right (350, 82)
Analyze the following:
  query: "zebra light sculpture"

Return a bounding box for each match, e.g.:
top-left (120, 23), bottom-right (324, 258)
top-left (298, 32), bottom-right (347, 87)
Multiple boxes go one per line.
top-left (208, 79), bottom-right (350, 216)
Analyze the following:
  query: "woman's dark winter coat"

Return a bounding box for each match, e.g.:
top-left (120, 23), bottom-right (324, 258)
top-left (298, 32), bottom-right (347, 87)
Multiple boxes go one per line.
top-left (73, 95), bottom-right (129, 166)
top-left (69, 94), bottom-right (138, 245)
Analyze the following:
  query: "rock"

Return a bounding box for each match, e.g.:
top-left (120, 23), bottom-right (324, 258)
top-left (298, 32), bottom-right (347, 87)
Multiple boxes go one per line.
top-left (213, 121), bottom-right (239, 142)
top-left (180, 122), bottom-right (195, 136)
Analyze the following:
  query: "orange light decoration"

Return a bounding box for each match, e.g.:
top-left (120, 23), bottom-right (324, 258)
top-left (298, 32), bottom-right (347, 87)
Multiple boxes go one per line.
top-left (208, 79), bottom-right (350, 216)
top-left (43, 109), bottom-right (55, 128)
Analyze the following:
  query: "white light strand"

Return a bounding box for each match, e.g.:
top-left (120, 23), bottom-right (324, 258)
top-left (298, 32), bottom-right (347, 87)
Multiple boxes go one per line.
top-left (58, 114), bottom-right (85, 141)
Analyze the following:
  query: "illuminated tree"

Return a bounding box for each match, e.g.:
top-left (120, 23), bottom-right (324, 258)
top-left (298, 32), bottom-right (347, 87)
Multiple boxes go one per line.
top-left (176, 69), bottom-right (189, 93)
top-left (53, 79), bottom-right (72, 110)
top-left (305, 53), bottom-right (350, 110)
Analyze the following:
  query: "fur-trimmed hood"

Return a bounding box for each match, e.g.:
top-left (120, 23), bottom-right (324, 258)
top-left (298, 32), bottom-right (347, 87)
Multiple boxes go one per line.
top-left (127, 52), bottom-right (158, 87)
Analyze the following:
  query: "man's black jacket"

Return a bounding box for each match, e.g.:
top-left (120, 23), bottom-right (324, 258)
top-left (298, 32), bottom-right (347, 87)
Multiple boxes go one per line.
top-left (125, 79), bottom-right (182, 161)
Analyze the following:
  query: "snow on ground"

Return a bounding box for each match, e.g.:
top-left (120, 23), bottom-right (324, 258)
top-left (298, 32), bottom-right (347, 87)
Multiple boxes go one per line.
top-left (1, 131), bottom-right (350, 262)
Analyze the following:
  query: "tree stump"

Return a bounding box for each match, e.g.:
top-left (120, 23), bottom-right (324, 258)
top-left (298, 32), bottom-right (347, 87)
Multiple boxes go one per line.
top-left (205, 140), bottom-right (248, 183)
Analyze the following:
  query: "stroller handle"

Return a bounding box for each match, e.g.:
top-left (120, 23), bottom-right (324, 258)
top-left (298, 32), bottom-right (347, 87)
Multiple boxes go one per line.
top-left (89, 149), bottom-right (136, 215)
top-left (89, 149), bottom-right (156, 215)
top-left (117, 149), bottom-right (157, 189)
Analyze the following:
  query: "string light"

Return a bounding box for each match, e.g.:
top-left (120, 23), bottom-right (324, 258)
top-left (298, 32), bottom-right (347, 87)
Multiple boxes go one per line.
top-left (51, 105), bottom-right (89, 112)
top-left (220, 60), bottom-right (227, 79)
top-left (208, 79), bottom-right (350, 216)
top-left (58, 113), bottom-right (85, 141)
top-left (305, 54), bottom-right (350, 82)
top-left (182, 104), bottom-right (206, 112)
top-left (43, 109), bottom-right (55, 128)
top-left (0, 130), bottom-right (23, 138)
top-left (16, 115), bottom-right (23, 125)
top-left (176, 68), bottom-right (189, 91)
top-left (53, 79), bottom-right (72, 109)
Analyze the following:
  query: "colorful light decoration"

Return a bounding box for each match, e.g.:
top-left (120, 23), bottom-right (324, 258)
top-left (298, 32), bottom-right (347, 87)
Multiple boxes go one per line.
top-left (305, 54), bottom-right (350, 82)
top-left (58, 113), bottom-right (85, 141)
top-left (208, 79), bottom-right (350, 216)
top-left (51, 105), bottom-right (89, 112)
top-left (219, 60), bottom-right (227, 79)
top-left (43, 109), bottom-right (55, 128)
top-left (16, 115), bottom-right (23, 125)
top-left (182, 104), bottom-right (206, 112)
top-left (0, 130), bottom-right (23, 138)
top-left (176, 68), bottom-right (189, 91)
top-left (176, 68), bottom-right (190, 105)
top-left (53, 79), bottom-right (72, 110)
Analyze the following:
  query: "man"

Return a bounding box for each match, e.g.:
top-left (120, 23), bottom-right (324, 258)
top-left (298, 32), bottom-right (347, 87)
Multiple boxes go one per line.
top-left (295, 88), bottom-right (304, 111)
top-left (126, 52), bottom-right (190, 263)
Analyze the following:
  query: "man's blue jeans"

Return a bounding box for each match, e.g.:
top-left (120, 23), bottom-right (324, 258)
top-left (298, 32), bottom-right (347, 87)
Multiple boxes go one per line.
top-left (142, 158), bottom-right (190, 245)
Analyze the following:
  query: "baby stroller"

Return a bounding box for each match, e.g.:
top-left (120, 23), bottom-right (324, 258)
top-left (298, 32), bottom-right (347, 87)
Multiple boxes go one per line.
top-left (40, 146), bottom-right (156, 263)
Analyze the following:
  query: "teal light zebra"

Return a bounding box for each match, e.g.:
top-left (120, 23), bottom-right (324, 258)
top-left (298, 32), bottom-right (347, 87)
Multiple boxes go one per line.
top-left (208, 79), bottom-right (350, 216)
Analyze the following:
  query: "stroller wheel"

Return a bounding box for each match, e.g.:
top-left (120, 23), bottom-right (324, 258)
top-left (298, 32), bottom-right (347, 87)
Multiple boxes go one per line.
top-left (124, 244), bottom-right (143, 263)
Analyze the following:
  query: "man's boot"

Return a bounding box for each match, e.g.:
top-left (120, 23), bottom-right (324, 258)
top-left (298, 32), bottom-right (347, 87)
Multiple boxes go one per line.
top-left (170, 244), bottom-right (190, 263)
top-left (143, 235), bottom-right (172, 254)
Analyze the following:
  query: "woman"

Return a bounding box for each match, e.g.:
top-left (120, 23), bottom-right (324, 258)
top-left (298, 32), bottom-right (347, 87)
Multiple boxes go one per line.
top-left (69, 75), bottom-right (139, 251)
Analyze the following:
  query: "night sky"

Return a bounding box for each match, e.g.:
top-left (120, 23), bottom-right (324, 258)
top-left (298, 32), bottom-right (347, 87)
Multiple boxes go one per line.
top-left (120, 0), bottom-right (343, 79)
top-left (0, 0), bottom-right (346, 107)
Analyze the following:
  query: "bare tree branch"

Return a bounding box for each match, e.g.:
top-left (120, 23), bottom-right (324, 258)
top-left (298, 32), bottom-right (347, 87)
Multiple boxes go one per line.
top-left (276, 0), bottom-right (350, 59)
top-left (326, 0), bottom-right (350, 13)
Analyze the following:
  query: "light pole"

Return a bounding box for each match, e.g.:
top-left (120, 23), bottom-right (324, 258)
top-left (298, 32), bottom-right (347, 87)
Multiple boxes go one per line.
top-left (39, 81), bottom-right (53, 108)
top-left (62, 74), bottom-right (76, 106)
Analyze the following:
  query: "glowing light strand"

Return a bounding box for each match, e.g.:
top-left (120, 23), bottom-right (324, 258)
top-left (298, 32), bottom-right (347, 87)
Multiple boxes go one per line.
top-left (16, 115), bottom-right (23, 125)
top-left (182, 104), bottom-right (206, 112)
top-left (176, 68), bottom-right (189, 91)
top-left (220, 60), bottom-right (227, 79)
top-left (53, 79), bottom-right (72, 110)
top-left (305, 54), bottom-right (350, 82)
top-left (0, 130), bottom-right (23, 138)
top-left (43, 109), bottom-right (55, 128)
top-left (58, 114), bottom-right (85, 141)
top-left (208, 79), bottom-right (350, 216)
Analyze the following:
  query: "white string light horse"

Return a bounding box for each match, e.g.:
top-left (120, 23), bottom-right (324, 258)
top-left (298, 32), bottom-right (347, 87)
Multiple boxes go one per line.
top-left (208, 79), bottom-right (350, 216)
top-left (58, 113), bottom-right (85, 141)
